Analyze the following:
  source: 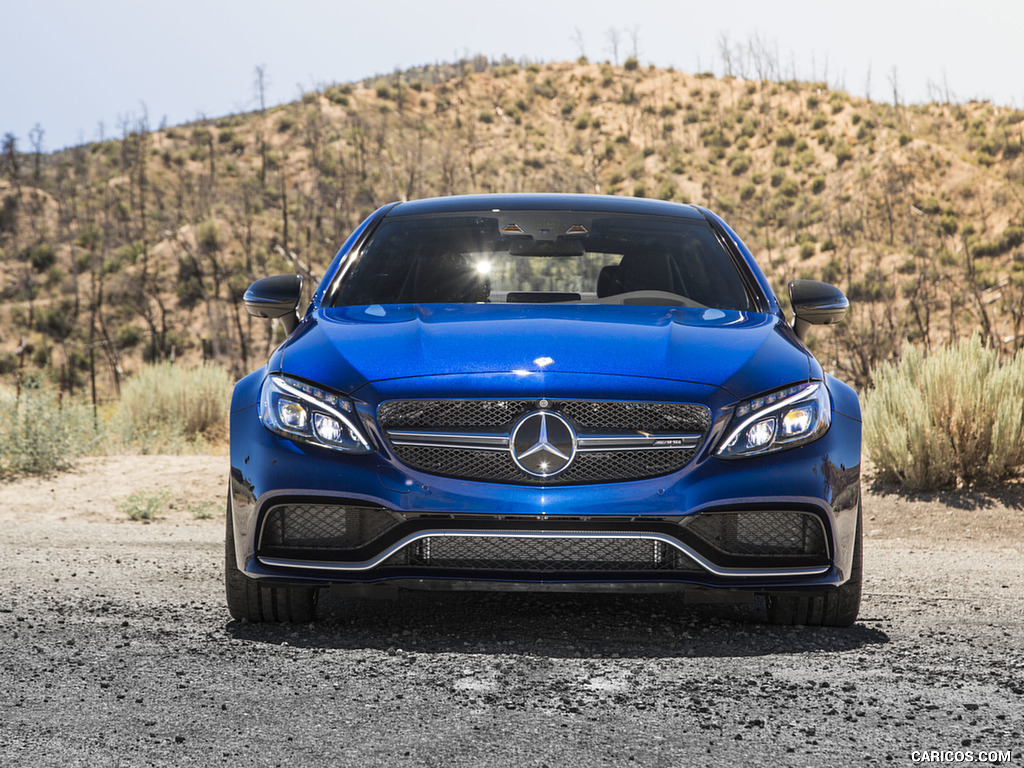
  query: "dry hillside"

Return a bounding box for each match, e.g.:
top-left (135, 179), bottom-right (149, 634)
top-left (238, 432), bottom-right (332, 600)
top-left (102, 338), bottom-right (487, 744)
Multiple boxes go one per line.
top-left (1, 58), bottom-right (1023, 403)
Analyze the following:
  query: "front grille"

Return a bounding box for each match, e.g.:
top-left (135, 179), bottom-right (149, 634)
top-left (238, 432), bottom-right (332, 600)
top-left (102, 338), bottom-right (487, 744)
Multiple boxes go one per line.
top-left (378, 399), bottom-right (533, 429)
top-left (382, 535), bottom-right (701, 573)
top-left (260, 504), bottom-right (403, 551)
top-left (378, 399), bottom-right (710, 432)
top-left (684, 511), bottom-right (828, 557)
top-left (378, 398), bottom-right (711, 485)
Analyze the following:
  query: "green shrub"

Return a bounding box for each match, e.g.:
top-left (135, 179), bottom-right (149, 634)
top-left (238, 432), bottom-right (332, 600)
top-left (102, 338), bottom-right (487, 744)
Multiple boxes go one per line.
top-left (775, 129), bottom-right (796, 147)
top-left (117, 489), bottom-right (171, 521)
top-left (834, 140), bottom-right (853, 166)
top-left (703, 126), bottom-right (732, 150)
top-left (116, 324), bottom-right (143, 349)
top-left (0, 384), bottom-right (103, 477)
top-left (864, 337), bottom-right (1024, 490)
top-left (727, 152), bottom-right (751, 176)
top-left (776, 177), bottom-right (799, 198)
top-left (26, 244), bottom-right (57, 272)
top-left (324, 85), bottom-right (350, 106)
top-left (974, 226), bottom-right (1024, 257)
top-left (187, 500), bottom-right (218, 520)
top-left (114, 363), bottom-right (233, 453)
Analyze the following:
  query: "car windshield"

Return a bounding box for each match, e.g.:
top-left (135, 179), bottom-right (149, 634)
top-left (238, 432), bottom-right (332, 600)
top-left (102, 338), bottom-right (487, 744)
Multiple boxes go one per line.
top-left (333, 210), bottom-right (756, 311)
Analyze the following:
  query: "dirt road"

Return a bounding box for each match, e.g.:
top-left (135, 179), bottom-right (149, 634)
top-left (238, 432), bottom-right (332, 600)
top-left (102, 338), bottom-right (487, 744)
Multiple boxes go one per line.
top-left (1, 456), bottom-right (1022, 766)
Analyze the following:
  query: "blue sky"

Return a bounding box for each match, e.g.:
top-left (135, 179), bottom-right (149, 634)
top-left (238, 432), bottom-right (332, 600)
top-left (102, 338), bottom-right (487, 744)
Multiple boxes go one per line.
top-left (3, 0), bottom-right (1023, 150)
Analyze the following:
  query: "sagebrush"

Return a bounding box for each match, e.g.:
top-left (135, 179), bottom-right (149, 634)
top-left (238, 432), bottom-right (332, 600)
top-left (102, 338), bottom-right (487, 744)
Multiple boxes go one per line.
top-left (0, 383), bottom-right (103, 477)
top-left (114, 363), bottom-right (233, 453)
top-left (863, 336), bottom-right (1024, 490)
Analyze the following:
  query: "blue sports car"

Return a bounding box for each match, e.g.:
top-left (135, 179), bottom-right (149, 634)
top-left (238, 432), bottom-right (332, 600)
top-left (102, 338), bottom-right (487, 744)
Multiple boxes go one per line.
top-left (226, 194), bottom-right (862, 626)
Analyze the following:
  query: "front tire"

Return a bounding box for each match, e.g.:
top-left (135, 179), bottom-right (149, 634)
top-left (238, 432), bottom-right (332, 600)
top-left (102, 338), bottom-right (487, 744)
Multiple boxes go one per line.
top-left (765, 503), bottom-right (863, 627)
top-left (225, 497), bottom-right (318, 623)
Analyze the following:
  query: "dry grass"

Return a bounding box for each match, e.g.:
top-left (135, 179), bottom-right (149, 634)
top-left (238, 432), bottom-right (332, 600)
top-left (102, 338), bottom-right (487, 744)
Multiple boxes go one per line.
top-left (113, 363), bottom-right (233, 454)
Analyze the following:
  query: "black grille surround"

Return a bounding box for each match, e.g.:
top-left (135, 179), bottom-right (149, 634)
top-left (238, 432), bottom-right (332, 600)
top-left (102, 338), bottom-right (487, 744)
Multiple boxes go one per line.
top-left (377, 398), bottom-right (712, 486)
top-left (256, 503), bottom-right (832, 578)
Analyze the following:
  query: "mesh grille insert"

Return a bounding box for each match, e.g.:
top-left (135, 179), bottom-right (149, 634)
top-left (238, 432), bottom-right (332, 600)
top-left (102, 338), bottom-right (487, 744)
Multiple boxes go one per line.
top-left (379, 399), bottom-right (711, 432)
top-left (555, 400), bottom-right (711, 432)
top-left (378, 400), bottom-right (533, 430)
top-left (260, 504), bottom-right (402, 551)
top-left (383, 535), bottom-right (701, 573)
top-left (684, 511), bottom-right (827, 557)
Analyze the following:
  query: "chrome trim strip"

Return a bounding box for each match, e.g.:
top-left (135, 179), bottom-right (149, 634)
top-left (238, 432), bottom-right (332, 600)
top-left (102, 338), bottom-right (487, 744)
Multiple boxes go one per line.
top-left (258, 529), bottom-right (831, 579)
top-left (386, 430), bottom-right (509, 450)
top-left (386, 430), bottom-right (702, 453)
top-left (576, 433), bottom-right (702, 451)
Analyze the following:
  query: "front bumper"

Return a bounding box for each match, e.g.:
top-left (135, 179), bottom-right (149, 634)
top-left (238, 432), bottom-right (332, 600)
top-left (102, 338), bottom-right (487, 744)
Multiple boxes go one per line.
top-left (228, 382), bottom-right (861, 595)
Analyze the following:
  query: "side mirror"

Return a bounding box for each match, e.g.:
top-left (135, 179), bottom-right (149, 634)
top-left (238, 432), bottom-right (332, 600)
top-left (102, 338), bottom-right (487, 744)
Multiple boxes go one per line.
top-left (788, 279), bottom-right (848, 342)
top-left (244, 274), bottom-right (304, 334)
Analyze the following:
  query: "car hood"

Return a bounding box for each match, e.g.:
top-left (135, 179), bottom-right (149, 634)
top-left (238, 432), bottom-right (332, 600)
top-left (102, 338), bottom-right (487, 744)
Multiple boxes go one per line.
top-left (278, 304), bottom-right (811, 400)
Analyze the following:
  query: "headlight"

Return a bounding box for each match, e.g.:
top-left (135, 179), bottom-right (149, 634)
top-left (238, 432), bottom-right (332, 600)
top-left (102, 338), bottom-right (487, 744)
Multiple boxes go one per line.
top-left (715, 382), bottom-right (831, 459)
top-left (259, 374), bottom-right (374, 454)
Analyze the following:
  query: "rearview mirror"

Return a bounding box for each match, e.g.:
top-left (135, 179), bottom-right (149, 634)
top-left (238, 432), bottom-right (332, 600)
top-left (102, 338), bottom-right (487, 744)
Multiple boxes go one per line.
top-left (788, 279), bottom-right (848, 342)
top-left (508, 238), bottom-right (586, 257)
top-left (244, 274), bottom-right (304, 334)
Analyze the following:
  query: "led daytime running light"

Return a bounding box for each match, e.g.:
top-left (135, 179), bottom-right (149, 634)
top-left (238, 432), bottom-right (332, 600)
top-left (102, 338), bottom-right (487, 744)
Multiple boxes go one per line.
top-left (734, 383), bottom-right (808, 419)
top-left (260, 374), bottom-right (373, 453)
top-left (716, 382), bottom-right (830, 459)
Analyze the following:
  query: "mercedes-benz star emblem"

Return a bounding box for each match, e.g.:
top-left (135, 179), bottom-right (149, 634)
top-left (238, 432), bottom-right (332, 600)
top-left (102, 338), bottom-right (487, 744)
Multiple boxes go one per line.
top-left (510, 410), bottom-right (577, 478)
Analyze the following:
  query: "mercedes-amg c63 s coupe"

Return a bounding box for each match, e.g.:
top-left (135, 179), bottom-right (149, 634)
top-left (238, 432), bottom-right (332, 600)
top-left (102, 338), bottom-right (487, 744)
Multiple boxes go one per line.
top-left (226, 194), bottom-right (862, 626)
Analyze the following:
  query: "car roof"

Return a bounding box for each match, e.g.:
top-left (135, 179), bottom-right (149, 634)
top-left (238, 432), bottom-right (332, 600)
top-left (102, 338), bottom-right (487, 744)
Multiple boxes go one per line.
top-left (385, 193), bottom-right (707, 220)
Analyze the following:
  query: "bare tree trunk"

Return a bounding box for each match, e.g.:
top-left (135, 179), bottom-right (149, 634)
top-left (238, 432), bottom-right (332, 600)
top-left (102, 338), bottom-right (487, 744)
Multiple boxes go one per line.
top-left (255, 65), bottom-right (269, 188)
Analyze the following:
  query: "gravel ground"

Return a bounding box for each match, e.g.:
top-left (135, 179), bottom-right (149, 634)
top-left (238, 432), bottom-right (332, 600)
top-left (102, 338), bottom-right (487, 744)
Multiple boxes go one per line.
top-left (0, 456), bottom-right (1022, 767)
